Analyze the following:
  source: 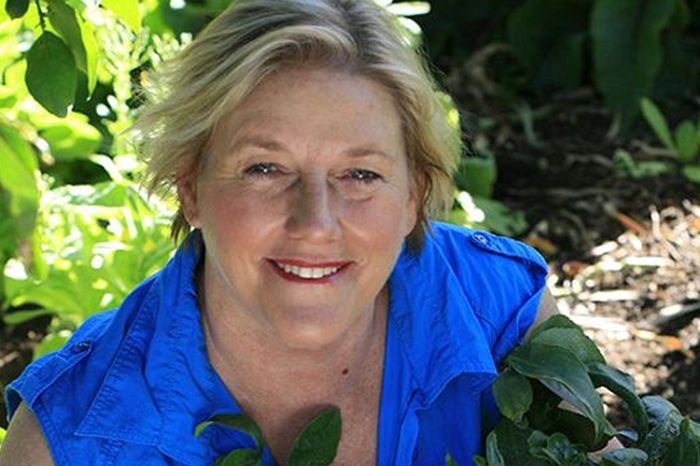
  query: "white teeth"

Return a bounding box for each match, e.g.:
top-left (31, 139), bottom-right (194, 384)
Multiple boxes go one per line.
top-left (276, 262), bottom-right (341, 279)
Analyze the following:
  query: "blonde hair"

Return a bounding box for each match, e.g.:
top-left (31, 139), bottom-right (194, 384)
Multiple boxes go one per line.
top-left (132, 0), bottom-right (459, 252)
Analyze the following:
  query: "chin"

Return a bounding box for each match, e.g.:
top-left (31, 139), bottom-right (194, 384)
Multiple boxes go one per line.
top-left (272, 319), bottom-right (347, 351)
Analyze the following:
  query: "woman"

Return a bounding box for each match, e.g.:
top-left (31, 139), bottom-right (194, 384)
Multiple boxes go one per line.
top-left (0, 0), bottom-right (557, 464)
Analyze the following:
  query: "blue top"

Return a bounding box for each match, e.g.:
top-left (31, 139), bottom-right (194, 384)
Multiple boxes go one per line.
top-left (5, 222), bottom-right (547, 466)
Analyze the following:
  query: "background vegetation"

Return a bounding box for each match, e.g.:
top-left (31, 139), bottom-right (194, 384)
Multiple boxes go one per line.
top-left (1, 0), bottom-right (699, 460)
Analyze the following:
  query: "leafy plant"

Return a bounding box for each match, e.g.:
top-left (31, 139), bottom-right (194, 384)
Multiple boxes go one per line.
top-left (640, 98), bottom-right (700, 184)
top-left (195, 407), bottom-right (342, 466)
top-left (473, 315), bottom-right (700, 466)
top-left (0, 425), bottom-right (5, 447)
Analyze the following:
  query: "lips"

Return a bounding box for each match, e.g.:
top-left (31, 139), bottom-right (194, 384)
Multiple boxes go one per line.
top-left (269, 259), bottom-right (350, 281)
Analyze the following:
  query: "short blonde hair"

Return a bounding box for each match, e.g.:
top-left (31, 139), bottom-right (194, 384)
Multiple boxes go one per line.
top-left (132, 0), bottom-right (459, 252)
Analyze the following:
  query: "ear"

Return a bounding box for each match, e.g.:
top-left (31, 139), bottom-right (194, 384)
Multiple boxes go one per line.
top-left (176, 170), bottom-right (201, 228)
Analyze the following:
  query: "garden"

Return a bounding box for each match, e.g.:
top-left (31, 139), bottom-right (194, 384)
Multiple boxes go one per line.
top-left (1, 0), bottom-right (699, 464)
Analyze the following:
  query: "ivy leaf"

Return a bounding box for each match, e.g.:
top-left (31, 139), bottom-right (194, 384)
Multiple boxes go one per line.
top-left (492, 368), bottom-right (533, 426)
top-left (25, 32), bottom-right (77, 117)
top-left (587, 362), bottom-right (648, 440)
top-left (100, 0), bottom-right (141, 33)
top-left (5, 0), bottom-right (29, 19)
top-left (195, 414), bottom-right (265, 453)
top-left (287, 406), bottom-right (341, 466)
top-left (215, 449), bottom-right (261, 466)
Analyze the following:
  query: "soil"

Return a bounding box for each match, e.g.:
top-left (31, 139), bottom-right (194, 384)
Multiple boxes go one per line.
top-left (1, 91), bottom-right (699, 432)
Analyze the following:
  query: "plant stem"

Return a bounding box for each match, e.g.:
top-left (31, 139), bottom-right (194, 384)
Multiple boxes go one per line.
top-left (34, 0), bottom-right (46, 31)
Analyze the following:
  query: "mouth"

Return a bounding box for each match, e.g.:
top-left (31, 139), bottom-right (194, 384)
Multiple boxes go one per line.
top-left (268, 259), bottom-right (350, 282)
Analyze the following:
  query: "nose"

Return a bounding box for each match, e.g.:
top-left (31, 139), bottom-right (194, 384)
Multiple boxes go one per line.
top-left (286, 176), bottom-right (342, 242)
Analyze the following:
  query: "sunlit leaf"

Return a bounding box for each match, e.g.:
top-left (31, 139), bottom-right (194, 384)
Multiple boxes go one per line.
top-left (25, 32), bottom-right (77, 117)
top-left (101, 0), bottom-right (141, 33)
top-left (387, 2), bottom-right (430, 16)
top-left (493, 368), bottom-right (533, 426)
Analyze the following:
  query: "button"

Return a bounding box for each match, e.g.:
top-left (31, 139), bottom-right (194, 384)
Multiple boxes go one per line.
top-left (473, 232), bottom-right (489, 245)
top-left (70, 341), bottom-right (92, 354)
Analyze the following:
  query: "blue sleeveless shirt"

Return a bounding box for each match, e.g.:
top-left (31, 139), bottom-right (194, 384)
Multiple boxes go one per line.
top-left (5, 222), bottom-right (547, 466)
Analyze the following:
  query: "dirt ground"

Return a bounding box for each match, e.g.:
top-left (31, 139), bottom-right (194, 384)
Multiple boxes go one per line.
top-left (1, 94), bottom-right (699, 431)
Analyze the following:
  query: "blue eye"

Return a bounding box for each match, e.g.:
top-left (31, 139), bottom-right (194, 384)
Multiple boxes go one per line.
top-left (244, 163), bottom-right (278, 176)
top-left (346, 169), bottom-right (381, 183)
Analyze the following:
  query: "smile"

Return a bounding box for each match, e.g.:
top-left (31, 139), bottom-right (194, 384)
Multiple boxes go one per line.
top-left (271, 260), bottom-right (347, 280)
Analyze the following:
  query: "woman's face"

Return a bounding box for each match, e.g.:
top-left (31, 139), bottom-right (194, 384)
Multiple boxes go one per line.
top-left (179, 67), bottom-right (417, 349)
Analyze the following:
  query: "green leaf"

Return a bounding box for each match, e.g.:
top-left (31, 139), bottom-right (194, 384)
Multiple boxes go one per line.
top-left (587, 362), bottom-right (648, 440)
top-left (483, 430), bottom-right (505, 466)
top-left (100, 0), bottom-right (141, 33)
top-left (0, 124), bottom-right (39, 238)
top-left (640, 396), bottom-right (684, 462)
top-left (454, 156), bottom-right (496, 198)
top-left (507, 0), bottom-right (588, 92)
top-left (40, 114), bottom-right (102, 160)
top-left (592, 0), bottom-right (677, 131)
top-left (506, 342), bottom-right (615, 447)
top-left (47, 0), bottom-right (97, 94)
top-left (287, 407), bottom-right (341, 466)
top-left (215, 449), bottom-right (261, 466)
top-left (3, 309), bottom-right (55, 325)
top-left (194, 414), bottom-right (264, 452)
top-left (489, 421), bottom-right (551, 466)
top-left (600, 448), bottom-right (649, 466)
top-left (675, 120), bottom-right (699, 162)
top-left (528, 314), bottom-right (581, 341)
top-left (529, 432), bottom-right (588, 465)
top-left (493, 368), bottom-right (533, 426)
top-left (25, 32), bottom-right (77, 117)
top-left (531, 327), bottom-right (606, 365)
top-left (662, 418), bottom-right (700, 466)
top-left (445, 452), bottom-right (459, 466)
top-left (682, 165), bottom-right (700, 184)
top-left (640, 98), bottom-right (675, 152)
top-left (5, 0), bottom-right (29, 18)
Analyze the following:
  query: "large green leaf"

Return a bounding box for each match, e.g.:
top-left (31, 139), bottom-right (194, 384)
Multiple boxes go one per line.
top-left (592, 0), bottom-right (677, 131)
top-left (587, 362), bottom-right (648, 440)
top-left (492, 368), bottom-right (533, 426)
top-left (25, 31), bottom-right (77, 117)
top-left (100, 0), bottom-right (141, 33)
top-left (506, 342), bottom-right (615, 447)
top-left (507, 0), bottom-right (589, 91)
top-left (531, 327), bottom-right (606, 365)
top-left (5, 0), bottom-right (29, 18)
top-left (287, 407), bottom-right (341, 466)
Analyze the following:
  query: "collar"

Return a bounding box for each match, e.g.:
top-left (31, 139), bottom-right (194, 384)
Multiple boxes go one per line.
top-left (388, 226), bottom-right (498, 410)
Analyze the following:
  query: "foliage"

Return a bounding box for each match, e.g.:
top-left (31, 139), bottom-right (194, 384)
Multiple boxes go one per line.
top-left (195, 407), bottom-right (342, 466)
top-left (473, 315), bottom-right (700, 466)
top-left (416, 0), bottom-right (700, 134)
top-left (0, 425), bottom-right (5, 447)
top-left (640, 98), bottom-right (700, 184)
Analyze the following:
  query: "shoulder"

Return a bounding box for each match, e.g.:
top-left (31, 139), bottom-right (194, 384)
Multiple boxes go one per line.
top-left (423, 222), bottom-right (549, 359)
top-left (0, 403), bottom-right (53, 466)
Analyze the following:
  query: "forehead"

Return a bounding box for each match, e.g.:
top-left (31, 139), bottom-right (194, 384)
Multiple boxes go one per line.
top-left (208, 67), bottom-right (405, 155)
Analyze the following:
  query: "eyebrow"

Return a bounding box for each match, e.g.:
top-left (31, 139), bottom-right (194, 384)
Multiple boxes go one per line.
top-left (229, 136), bottom-right (396, 161)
